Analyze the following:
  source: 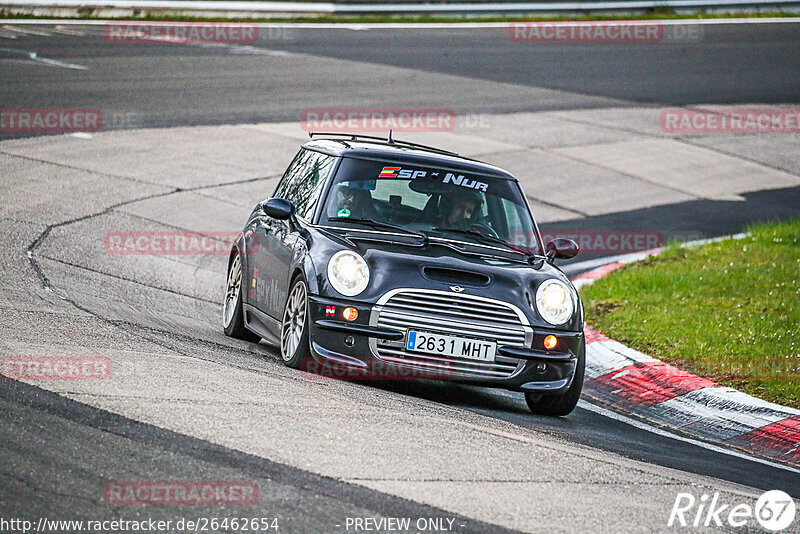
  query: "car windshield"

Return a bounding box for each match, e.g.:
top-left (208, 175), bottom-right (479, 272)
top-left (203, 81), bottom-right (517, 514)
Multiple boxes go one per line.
top-left (319, 157), bottom-right (542, 255)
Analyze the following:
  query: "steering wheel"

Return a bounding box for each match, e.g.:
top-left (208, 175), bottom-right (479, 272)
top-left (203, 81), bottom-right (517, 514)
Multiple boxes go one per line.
top-left (469, 222), bottom-right (500, 239)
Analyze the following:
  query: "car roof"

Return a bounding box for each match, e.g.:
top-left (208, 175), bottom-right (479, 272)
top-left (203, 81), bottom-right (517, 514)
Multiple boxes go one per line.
top-left (302, 139), bottom-right (518, 181)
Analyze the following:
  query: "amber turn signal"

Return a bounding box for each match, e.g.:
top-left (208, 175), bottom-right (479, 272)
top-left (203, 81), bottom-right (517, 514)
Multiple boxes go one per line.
top-left (342, 307), bottom-right (359, 321)
top-left (543, 335), bottom-right (558, 350)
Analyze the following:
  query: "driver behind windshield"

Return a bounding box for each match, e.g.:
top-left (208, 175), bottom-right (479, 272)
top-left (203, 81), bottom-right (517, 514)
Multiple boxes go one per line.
top-left (328, 183), bottom-right (380, 220)
top-left (434, 190), bottom-right (483, 230)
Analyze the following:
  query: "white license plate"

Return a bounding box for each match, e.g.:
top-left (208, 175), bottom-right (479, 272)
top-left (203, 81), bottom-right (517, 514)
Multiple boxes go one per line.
top-left (406, 331), bottom-right (496, 362)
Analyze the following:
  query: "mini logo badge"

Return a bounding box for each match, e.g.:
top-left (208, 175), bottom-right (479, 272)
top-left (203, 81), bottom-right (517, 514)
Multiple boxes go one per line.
top-left (449, 286), bottom-right (464, 293)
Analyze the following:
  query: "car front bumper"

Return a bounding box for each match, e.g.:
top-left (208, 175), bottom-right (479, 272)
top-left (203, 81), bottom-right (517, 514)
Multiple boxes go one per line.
top-left (305, 294), bottom-right (582, 394)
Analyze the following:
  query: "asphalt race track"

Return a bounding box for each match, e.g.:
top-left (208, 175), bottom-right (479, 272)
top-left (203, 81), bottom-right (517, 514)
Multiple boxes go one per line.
top-left (1, 20), bottom-right (799, 533)
top-left (1, 21), bottom-right (800, 134)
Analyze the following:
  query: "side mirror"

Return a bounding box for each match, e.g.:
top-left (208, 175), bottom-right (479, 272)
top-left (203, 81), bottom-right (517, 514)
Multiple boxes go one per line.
top-left (261, 197), bottom-right (294, 220)
top-left (545, 238), bottom-right (579, 262)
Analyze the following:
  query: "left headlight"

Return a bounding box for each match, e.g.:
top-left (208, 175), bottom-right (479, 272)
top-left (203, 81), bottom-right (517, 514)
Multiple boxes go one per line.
top-left (535, 279), bottom-right (575, 325)
top-left (327, 250), bottom-right (370, 297)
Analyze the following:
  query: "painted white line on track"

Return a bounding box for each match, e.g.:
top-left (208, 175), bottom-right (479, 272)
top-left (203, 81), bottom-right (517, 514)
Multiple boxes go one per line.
top-left (0, 45), bottom-right (88, 69)
top-left (0, 18), bottom-right (798, 29)
top-left (30, 54), bottom-right (89, 69)
top-left (53, 24), bottom-right (87, 35)
top-left (577, 399), bottom-right (800, 474)
top-left (2, 24), bottom-right (51, 35)
top-left (195, 41), bottom-right (299, 57)
top-left (225, 45), bottom-right (293, 56)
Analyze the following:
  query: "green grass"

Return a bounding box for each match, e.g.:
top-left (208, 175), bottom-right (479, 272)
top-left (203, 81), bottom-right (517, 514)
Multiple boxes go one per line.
top-left (581, 219), bottom-right (800, 409)
top-left (1, 10), bottom-right (798, 23)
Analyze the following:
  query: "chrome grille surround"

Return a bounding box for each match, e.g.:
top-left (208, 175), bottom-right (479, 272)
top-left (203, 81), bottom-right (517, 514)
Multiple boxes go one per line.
top-left (369, 288), bottom-right (533, 378)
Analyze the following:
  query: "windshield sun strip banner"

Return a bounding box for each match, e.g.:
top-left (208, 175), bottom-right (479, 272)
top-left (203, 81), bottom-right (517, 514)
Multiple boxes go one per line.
top-left (373, 165), bottom-right (490, 192)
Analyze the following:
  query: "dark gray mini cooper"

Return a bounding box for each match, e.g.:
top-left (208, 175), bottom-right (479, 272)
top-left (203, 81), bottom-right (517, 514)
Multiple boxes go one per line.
top-left (223, 133), bottom-right (585, 415)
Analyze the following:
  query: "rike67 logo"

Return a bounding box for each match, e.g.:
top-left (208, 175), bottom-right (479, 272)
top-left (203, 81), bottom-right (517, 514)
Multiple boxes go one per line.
top-left (669, 490), bottom-right (796, 531)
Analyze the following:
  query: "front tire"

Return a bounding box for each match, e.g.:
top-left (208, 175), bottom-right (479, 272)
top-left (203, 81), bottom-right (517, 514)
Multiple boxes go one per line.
top-left (525, 339), bottom-right (585, 416)
top-left (280, 277), bottom-right (312, 369)
top-left (223, 250), bottom-right (260, 342)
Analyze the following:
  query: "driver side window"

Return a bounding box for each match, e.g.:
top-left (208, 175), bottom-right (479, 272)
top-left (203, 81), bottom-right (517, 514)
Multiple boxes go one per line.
top-left (273, 149), bottom-right (335, 221)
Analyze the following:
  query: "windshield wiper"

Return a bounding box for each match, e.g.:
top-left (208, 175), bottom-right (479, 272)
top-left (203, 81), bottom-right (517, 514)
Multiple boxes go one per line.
top-left (431, 227), bottom-right (544, 266)
top-left (325, 219), bottom-right (537, 264)
top-left (431, 227), bottom-right (529, 256)
top-left (328, 217), bottom-right (428, 242)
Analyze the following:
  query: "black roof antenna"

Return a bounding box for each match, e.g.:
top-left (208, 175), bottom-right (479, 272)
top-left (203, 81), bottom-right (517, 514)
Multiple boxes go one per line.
top-left (387, 129), bottom-right (395, 145)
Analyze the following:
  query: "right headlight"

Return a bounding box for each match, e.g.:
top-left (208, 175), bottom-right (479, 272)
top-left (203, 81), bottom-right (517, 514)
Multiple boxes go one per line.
top-left (327, 250), bottom-right (370, 297)
top-left (535, 279), bottom-right (575, 325)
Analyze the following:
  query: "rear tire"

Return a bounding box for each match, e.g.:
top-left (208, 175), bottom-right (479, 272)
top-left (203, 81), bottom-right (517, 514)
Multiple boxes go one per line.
top-left (525, 339), bottom-right (585, 416)
top-left (223, 250), bottom-right (261, 342)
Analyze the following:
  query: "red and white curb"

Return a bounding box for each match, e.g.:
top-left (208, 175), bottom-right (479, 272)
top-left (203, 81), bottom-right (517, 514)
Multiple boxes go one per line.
top-left (570, 237), bottom-right (800, 469)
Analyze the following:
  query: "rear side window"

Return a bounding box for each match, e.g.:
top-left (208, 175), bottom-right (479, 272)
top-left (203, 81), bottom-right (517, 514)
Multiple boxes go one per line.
top-left (273, 149), bottom-right (336, 221)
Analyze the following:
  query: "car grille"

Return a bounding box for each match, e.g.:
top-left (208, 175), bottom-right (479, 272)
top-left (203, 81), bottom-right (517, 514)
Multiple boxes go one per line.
top-left (371, 289), bottom-right (531, 378)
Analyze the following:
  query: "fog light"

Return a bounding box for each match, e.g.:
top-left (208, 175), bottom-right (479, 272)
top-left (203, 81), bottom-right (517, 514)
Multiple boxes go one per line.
top-left (344, 335), bottom-right (355, 347)
top-left (536, 363), bottom-right (547, 373)
top-left (543, 335), bottom-right (558, 350)
top-left (342, 307), bottom-right (358, 321)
